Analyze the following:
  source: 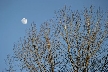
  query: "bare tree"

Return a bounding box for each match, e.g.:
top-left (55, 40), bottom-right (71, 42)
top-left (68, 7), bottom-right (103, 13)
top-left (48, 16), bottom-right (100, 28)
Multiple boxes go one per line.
top-left (4, 6), bottom-right (108, 72)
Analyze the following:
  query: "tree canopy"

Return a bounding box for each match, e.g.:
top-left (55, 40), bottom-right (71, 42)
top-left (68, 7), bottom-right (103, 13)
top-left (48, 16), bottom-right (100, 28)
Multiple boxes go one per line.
top-left (4, 6), bottom-right (108, 72)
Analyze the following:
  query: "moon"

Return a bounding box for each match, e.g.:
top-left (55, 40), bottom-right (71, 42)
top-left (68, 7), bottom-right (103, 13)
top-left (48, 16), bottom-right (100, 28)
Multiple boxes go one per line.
top-left (21, 18), bottom-right (27, 24)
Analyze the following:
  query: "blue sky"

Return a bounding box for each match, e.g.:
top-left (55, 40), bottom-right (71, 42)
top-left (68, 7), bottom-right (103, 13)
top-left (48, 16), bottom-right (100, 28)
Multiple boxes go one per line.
top-left (0, 0), bottom-right (108, 71)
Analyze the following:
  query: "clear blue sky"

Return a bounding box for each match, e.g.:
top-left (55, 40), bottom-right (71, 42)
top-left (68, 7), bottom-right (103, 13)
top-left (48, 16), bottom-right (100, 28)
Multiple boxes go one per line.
top-left (0, 0), bottom-right (108, 71)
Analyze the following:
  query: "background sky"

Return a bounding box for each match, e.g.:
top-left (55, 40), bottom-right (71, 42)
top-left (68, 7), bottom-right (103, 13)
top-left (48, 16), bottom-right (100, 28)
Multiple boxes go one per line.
top-left (0, 0), bottom-right (108, 71)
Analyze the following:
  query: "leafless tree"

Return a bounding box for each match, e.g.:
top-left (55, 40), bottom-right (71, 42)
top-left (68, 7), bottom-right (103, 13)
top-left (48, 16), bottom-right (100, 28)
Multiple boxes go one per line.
top-left (4, 6), bottom-right (108, 72)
